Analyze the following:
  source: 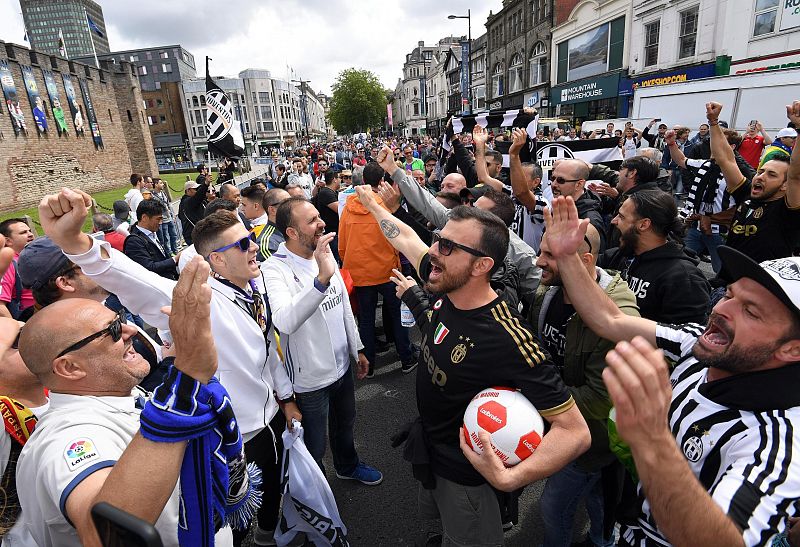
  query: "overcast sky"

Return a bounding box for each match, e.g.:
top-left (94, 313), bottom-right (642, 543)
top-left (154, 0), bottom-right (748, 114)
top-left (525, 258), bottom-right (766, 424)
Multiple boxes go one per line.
top-left (0, 0), bottom-right (498, 95)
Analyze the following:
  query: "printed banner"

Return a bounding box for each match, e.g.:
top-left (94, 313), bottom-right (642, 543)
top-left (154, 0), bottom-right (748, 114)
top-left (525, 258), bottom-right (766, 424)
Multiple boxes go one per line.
top-left (0, 59), bottom-right (27, 136)
top-left (460, 41), bottom-right (470, 114)
top-left (21, 64), bottom-right (47, 134)
top-left (42, 69), bottom-right (69, 135)
top-left (206, 72), bottom-right (244, 158)
top-left (61, 73), bottom-right (84, 135)
top-left (78, 78), bottom-right (102, 148)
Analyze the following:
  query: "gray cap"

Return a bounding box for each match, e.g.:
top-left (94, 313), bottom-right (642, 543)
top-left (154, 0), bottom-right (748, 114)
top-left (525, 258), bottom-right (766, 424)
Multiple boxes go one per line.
top-left (17, 237), bottom-right (71, 290)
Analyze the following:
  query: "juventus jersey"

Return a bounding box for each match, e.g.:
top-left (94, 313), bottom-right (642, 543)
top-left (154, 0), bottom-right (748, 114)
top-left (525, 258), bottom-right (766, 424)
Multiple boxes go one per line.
top-left (625, 323), bottom-right (800, 546)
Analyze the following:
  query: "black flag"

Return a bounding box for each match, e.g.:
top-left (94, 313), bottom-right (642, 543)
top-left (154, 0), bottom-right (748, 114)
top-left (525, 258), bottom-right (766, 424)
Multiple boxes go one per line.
top-left (205, 57), bottom-right (244, 159)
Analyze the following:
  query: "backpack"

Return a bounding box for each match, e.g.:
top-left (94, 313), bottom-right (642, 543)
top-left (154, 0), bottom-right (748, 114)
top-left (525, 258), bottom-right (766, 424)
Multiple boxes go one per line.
top-left (7, 259), bottom-right (24, 320)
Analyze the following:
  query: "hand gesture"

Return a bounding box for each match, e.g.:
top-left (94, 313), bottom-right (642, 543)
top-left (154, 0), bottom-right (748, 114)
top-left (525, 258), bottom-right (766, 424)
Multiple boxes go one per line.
top-left (509, 127), bottom-right (527, 156)
top-left (168, 256), bottom-right (216, 383)
top-left (664, 129), bottom-right (677, 147)
top-left (313, 232), bottom-right (337, 285)
top-left (705, 101), bottom-right (722, 122)
top-left (472, 125), bottom-right (489, 149)
top-left (355, 184), bottom-right (379, 211)
top-left (38, 188), bottom-right (92, 254)
top-left (787, 100), bottom-right (800, 128)
top-left (389, 268), bottom-right (417, 300)
top-left (602, 337), bottom-right (673, 449)
top-left (376, 145), bottom-right (397, 175)
top-left (649, 118), bottom-right (657, 128)
top-left (542, 196), bottom-right (590, 258)
top-left (376, 181), bottom-right (402, 213)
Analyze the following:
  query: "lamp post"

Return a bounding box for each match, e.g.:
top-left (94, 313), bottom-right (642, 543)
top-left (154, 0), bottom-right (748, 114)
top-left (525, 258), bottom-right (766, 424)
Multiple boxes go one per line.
top-left (448, 9), bottom-right (472, 114)
top-left (291, 78), bottom-right (311, 146)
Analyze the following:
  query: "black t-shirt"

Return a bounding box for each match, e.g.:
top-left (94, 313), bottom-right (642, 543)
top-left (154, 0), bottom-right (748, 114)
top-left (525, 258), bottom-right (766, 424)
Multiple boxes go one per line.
top-left (409, 290), bottom-right (574, 486)
top-left (314, 186), bottom-right (339, 233)
top-left (540, 289), bottom-right (574, 372)
top-left (728, 181), bottom-right (800, 262)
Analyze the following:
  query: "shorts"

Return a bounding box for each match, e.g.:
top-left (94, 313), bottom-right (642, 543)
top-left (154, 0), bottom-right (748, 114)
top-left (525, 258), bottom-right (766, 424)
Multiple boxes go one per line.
top-left (418, 475), bottom-right (503, 546)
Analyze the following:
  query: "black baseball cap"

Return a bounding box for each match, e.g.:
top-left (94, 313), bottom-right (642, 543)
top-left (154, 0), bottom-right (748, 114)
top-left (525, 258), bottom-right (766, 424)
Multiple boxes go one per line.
top-left (17, 236), bottom-right (71, 290)
top-left (460, 184), bottom-right (491, 202)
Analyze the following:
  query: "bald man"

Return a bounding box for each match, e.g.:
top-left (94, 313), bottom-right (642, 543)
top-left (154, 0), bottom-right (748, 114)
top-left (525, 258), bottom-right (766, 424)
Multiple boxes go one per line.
top-left (440, 172), bottom-right (467, 194)
top-left (531, 224), bottom-right (639, 546)
top-left (548, 159), bottom-right (607, 253)
top-left (11, 258), bottom-right (234, 547)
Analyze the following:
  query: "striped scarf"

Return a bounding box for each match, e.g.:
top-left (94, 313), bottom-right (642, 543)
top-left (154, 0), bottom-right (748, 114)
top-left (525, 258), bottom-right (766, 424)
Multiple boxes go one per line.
top-left (140, 362), bottom-right (261, 546)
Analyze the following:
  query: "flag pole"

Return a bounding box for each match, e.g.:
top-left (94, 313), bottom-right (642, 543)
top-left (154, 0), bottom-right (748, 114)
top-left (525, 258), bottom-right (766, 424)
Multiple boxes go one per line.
top-left (83, 7), bottom-right (99, 68)
top-left (206, 56), bottom-right (212, 179)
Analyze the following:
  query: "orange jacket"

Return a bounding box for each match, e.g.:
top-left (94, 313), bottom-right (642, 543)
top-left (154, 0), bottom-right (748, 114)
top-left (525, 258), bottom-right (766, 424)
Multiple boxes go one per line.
top-left (338, 192), bottom-right (400, 286)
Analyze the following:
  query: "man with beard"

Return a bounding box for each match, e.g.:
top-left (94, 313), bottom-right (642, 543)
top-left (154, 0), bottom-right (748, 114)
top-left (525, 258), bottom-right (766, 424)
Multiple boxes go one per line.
top-left (600, 189), bottom-right (710, 324)
top-left (704, 101), bottom-right (800, 263)
top-left (354, 184), bottom-right (590, 545)
top-left (262, 198), bottom-right (381, 485)
top-left (542, 194), bottom-right (800, 546)
top-left (532, 224), bottom-right (639, 547)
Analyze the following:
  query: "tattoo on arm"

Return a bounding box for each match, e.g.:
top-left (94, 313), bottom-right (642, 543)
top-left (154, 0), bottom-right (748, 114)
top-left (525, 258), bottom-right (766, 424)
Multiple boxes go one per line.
top-left (379, 219), bottom-right (400, 239)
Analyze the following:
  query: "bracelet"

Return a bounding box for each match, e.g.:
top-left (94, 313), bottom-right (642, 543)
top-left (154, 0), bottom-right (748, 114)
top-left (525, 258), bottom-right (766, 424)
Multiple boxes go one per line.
top-left (708, 120), bottom-right (719, 126)
top-left (278, 394), bottom-right (296, 405)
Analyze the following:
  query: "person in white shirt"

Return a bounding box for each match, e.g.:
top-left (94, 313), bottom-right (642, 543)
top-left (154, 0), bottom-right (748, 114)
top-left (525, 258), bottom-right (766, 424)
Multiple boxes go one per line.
top-left (262, 198), bottom-right (383, 486)
top-left (37, 188), bottom-right (298, 546)
top-left (123, 174), bottom-right (144, 225)
top-left (11, 258), bottom-right (233, 546)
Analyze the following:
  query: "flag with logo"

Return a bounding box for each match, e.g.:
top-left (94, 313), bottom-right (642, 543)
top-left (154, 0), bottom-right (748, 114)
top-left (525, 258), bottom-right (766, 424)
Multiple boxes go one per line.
top-left (57, 29), bottom-right (68, 58)
top-left (205, 58), bottom-right (244, 159)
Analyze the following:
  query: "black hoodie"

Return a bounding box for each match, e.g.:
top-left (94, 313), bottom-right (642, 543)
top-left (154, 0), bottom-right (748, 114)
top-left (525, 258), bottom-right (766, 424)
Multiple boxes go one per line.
top-left (575, 190), bottom-right (608, 254)
top-left (600, 241), bottom-right (710, 324)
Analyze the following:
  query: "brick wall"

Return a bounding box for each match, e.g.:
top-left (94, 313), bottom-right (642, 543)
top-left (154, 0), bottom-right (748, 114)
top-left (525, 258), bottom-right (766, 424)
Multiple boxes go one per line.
top-left (555, 0), bottom-right (580, 26)
top-left (0, 41), bottom-right (158, 213)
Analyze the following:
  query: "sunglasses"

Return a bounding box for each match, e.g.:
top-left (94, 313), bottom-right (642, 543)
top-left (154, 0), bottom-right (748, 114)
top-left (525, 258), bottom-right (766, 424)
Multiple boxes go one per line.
top-left (55, 310), bottom-right (125, 359)
top-left (208, 233), bottom-right (257, 256)
top-left (341, 175), bottom-right (352, 179)
top-left (552, 176), bottom-right (581, 185)
top-left (432, 231), bottom-right (487, 258)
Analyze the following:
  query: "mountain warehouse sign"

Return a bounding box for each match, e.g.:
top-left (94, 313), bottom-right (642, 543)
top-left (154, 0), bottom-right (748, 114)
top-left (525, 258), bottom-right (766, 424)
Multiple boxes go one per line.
top-left (551, 72), bottom-right (621, 105)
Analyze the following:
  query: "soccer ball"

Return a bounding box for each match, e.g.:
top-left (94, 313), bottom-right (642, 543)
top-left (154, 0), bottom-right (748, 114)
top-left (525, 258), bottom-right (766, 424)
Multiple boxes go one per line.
top-left (462, 387), bottom-right (545, 467)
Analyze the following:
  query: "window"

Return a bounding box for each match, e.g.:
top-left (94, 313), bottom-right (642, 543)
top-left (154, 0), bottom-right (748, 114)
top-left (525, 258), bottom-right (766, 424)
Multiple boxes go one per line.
top-left (644, 20), bottom-right (660, 67)
top-left (161, 63), bottom-right (172, 73)
top-left (130, 54), bottom-right (138, 62)
top-left (529, 42), bottom-right (547, 86)
top-left (413, 103), bottom-right (419, 116)
top-left (261, 106), bottom-right (272, 119)
top-left (156, 99), bottom-right (163, 107)
top-left (753, 0), bottom-right (778, 36)
top-left (159, 115), bottom-right (166, 123)
top-left (258, 91), bottom-right (269, 103)
top-left (147, 115), bottom-right (156, 125)
top-left (137, 65), bottom-right (147, 75)
top-left (473, 85), bottom-right (485, 111)
top-left (492, 63), bottom-right (504, 97)
top-left (159, 51), bottom-right (169, 59)
top-left (424, 51), bottom-right (432, 60)
top-left (678, 6), bottom-right (699, 59)
top-left (192, 96), bottom-right (199, 107)
top-left (508, 53), bottom-right (524, 93)
top-left (145, 52), bottom-right (152, 60)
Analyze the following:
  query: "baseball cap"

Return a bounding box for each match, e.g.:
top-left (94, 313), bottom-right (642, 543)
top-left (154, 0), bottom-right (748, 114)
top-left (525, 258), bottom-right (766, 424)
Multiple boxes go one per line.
top-left (718, 246), bottom-right (800, 319)
top-left (184, 181), bottom-right (200, 191)
top-left (777, 128), bottom-right (798, 139)
top-left (460, 184), bottom-right (491, 201)
top-left (340, 169), bottom-right (352, 177)
top-left (17, 236), bottom-right (71, 290)
top-left (112, 200), bottom-right (130, 221)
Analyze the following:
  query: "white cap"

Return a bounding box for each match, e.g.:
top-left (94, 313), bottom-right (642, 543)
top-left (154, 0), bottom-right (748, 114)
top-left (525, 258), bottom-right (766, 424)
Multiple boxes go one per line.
top-left (777, 127), bottom-right (798, 139)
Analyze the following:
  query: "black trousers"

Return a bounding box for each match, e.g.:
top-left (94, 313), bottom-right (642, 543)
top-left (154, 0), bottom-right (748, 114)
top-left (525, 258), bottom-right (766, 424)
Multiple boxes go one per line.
top-left (232, 409), bottom-right (286, 545)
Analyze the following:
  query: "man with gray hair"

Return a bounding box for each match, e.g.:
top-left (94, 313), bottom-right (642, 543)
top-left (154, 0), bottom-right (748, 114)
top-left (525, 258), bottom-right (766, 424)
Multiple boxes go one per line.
top-left (639, 147), bottom-right (673, 192)
top-left (91, 213), bottom-right (125, 252)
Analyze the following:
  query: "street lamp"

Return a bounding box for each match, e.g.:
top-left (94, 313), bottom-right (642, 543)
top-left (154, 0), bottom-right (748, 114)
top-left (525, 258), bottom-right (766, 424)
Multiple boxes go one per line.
top-left (448, 9), bottom-right (472, 114)
top-left (291, 78), bottom-right (311, 146)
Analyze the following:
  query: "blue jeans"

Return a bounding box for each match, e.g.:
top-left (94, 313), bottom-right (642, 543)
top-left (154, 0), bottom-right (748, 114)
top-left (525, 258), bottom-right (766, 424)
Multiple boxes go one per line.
top-left (158, 221), bottom-right (179, 255)
top-left (355, 282), bottom-right (413, 369)
top-left (294, 365), bottom-right (359, 475)
top-left (540, 461), bottom-right (613, 547)
top-left (685, 227), bottom-right (724, 273)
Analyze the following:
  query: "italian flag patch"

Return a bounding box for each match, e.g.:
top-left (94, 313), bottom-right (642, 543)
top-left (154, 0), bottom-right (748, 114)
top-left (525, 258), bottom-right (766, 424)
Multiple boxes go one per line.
top-left (433, 323), bottom-right (449, 345)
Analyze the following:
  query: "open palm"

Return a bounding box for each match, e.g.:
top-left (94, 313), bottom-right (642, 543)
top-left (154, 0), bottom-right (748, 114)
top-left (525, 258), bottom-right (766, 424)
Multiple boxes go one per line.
top-left (543, 196), bottom-right (590, 258)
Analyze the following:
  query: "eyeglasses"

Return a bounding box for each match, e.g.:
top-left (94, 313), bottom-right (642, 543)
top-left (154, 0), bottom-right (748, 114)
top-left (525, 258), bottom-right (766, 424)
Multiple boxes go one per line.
top-left (208, 233), bottom-right (257, 256)
top-left (552, 176), bottom-right (581, 185)
top-left (432, 231), bottom-right (487, 258)
top-left (55, 310), bottom-right (125, 359)
top-left (582, 235), bottom-right (593, 254)
top-left (341, 175), bottom-right (352, 179)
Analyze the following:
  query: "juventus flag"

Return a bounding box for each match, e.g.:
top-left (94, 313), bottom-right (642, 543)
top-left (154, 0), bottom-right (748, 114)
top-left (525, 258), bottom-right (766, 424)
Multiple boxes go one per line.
top-left (205, 57), bottom-right (244, 159)
top-left (443, 108), bottom-right (539, 165)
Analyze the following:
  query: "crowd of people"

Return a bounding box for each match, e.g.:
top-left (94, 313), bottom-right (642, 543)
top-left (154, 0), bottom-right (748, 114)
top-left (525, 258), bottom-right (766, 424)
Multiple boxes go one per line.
top-left (1, 99), bottom-right (800, 547)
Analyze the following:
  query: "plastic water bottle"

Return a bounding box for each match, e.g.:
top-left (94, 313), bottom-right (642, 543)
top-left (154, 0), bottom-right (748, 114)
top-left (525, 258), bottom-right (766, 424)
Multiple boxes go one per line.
top-left (400, 302), bottom-right (415, 327)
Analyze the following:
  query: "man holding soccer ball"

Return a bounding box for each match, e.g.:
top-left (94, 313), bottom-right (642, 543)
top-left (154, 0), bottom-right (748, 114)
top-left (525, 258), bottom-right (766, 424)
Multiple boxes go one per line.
top-left (354, 160), bottom-right (590, 546)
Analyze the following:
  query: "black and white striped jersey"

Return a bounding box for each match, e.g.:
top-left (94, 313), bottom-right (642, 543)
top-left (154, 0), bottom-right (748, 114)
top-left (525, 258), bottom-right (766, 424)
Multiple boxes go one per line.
top-left (626, 322), bottom-right (800, 546)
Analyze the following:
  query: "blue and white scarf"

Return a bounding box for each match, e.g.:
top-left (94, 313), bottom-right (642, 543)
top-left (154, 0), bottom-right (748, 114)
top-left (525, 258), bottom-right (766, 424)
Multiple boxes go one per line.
top-left (140, 361), bottom-right (262, 546)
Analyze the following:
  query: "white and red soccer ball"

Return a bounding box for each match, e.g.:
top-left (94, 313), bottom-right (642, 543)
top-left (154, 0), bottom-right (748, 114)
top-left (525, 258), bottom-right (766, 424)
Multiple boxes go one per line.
top-left (462, 387), bottom-right (545, 467)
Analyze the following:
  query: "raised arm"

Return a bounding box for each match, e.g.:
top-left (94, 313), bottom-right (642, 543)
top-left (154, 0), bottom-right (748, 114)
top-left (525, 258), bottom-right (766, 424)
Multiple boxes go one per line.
top-left (664, 130), bottom-right (688, 169)
top-left (472, 126), bottom-right (504, 191)
top-left (706, 102), bottom-right (746, 193)
top-left (354, 184), bottom-right (429, 271)
top-left (545, 196), bottom-right (657, 345)
top-left (509, 127), bottom-right (539, 211)
top-left (756, 121), bottom-right (773, 145)
top-left (786, 101), bottom-right (800, 209)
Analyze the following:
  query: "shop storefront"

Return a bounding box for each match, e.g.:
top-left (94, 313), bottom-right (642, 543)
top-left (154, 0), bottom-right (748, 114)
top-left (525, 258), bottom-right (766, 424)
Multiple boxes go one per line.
top-left (618, 63), bottom-right (717, 116)
top-left (549, 72), bottom-right (623, 125)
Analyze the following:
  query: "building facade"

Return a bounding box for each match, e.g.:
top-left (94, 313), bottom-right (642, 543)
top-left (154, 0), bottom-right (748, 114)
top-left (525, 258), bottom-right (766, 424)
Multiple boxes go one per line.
top-left (470, 33), bottom-right (488, 113)
top-left (21, 0), bottom-right (110, 59)
top-left (486, 0), bottom-right (553, 113)
top-left (0, 41), bottom-right (157, 213)
top-left (75, 45), bottom-right (197, 168)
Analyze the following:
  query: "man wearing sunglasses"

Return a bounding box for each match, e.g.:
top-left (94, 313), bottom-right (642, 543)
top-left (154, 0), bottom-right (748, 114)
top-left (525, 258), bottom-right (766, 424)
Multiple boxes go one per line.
top-left (39, 188), bottom-right (296, 546)
top-left (547, 158), bottom-right (607, 254)
top-left (353, 184), bottom-right (590, 545)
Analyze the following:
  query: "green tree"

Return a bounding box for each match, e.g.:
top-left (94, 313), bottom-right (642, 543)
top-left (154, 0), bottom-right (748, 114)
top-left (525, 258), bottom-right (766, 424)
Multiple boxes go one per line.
top-left (328, 68), bottom-right (387, 134)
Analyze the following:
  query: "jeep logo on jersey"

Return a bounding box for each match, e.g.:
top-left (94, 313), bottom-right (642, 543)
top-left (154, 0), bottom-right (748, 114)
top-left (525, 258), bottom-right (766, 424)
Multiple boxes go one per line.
top-left (536, 142), bottom-right (574, 171)
top-left (206, 89), bottom-right (234, 142)
top-left (765, 259), bottom-right (800, 281)
top-left (683, 436), bottom-right (704, 462)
